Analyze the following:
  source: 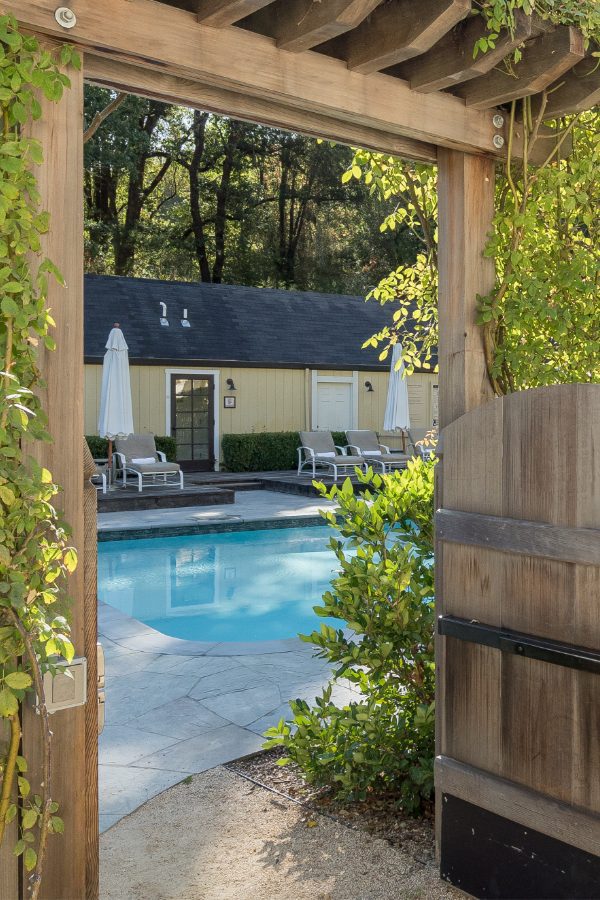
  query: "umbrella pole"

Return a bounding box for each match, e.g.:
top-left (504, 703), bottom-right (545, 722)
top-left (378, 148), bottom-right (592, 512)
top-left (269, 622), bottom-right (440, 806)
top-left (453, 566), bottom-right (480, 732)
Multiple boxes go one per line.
top-left (107, 439), bottom-right (113, 469)
top-left (401, 431), bottom-right (407, 452)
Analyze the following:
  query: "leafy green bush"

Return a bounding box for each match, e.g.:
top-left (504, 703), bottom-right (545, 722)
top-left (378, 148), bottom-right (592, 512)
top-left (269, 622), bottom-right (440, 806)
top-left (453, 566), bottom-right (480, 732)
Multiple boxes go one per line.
top-left (264, 458), bottom-right (436, 812)
top-left (85, 434), bottom-right (177, 461)
top-left (221, 431), bottom-right (347, 472)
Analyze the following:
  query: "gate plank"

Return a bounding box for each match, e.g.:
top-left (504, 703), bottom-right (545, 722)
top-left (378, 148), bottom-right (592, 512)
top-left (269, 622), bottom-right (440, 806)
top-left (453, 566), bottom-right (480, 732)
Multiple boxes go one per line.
top-left (436, 508), bottom-right (600, 566)
top-left (438, 384), bottom-right (600, 882)
top-left (436, 756), bottom-right (600, 858)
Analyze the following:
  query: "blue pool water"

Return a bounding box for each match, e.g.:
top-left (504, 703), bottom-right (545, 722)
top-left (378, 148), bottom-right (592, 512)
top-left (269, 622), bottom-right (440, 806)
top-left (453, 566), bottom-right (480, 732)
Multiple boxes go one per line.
top-left (98, 526), bottom-right (339, 642)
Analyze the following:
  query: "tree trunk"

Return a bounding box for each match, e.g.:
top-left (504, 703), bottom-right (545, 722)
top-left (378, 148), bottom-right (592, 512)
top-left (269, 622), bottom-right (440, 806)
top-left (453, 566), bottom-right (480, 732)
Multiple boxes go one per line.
top-left (189, 110), bottom-right (212, 282)
top-left (212, 123), bottom-right (240, 283)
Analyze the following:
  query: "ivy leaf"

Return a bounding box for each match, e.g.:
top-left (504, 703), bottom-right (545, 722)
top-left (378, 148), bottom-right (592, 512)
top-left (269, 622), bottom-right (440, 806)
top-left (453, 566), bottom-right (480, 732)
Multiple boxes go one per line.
top-left (5, 671), bottom-right (32, 690)
top-left (18, 776), bottom-right (30, 798)
top-left (0, 686), bottom-right (18, 716)
top-left (22, 808), bottom-right (37, 830)
top-left (24, 846), bottom-right (37, 872)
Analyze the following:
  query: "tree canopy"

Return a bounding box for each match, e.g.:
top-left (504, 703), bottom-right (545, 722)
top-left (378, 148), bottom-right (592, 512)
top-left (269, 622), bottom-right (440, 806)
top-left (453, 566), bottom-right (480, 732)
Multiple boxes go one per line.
top-left (83, 88), bottom-right (420, 295)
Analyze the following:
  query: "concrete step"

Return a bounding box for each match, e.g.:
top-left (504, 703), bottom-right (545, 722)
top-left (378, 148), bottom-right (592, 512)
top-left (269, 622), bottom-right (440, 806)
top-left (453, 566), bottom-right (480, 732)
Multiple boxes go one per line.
top-left (97, 485), bottom-right (234, 512)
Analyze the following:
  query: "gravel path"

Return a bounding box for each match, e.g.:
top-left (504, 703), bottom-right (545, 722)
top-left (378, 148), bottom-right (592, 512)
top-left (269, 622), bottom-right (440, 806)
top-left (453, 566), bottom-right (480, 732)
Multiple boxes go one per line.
top-left (100, 767), bottom-right (459, 900)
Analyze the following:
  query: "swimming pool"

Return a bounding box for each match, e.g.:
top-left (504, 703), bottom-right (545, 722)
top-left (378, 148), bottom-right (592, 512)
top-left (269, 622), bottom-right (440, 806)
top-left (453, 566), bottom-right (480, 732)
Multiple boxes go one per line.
top-left (98, 525), bottom-right (339, 642)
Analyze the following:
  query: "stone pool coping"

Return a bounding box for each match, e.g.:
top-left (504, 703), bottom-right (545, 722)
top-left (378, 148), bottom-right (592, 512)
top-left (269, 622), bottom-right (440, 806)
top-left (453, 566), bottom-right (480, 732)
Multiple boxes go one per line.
top-left (97, 513), bottom-right (334, 542)
top-left (99, 602), bottom-right (311, 656)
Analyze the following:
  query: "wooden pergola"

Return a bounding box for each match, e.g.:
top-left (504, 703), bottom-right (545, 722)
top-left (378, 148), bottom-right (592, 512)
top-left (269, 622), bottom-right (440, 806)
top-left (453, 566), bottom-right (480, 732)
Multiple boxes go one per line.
top-left (5, 2), bottom-right (600, 898)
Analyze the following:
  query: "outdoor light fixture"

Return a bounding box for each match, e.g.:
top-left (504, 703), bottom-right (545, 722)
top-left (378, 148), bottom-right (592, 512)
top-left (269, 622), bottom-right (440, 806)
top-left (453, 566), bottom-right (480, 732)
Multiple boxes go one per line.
top-left (365, 381), bottom-right (374, 392)
top-left (159, 302), bottom-right (169, 327)
top-left (181, 308), bottom-right (191, 328)
top-left (226, 378), bottom-right (237, 391)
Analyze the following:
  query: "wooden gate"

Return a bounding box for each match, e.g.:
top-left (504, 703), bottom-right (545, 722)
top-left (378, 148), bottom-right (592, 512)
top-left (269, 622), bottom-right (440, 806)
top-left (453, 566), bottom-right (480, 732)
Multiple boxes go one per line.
top-left (436, 384), bottom-right (600, 898)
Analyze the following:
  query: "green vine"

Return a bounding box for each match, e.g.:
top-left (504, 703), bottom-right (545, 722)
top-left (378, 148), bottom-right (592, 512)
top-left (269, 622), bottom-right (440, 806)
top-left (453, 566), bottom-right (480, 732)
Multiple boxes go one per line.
top-left (475, 1), bottom-right (600, 58)
top-left (0, 15), bottom-right (80, 897)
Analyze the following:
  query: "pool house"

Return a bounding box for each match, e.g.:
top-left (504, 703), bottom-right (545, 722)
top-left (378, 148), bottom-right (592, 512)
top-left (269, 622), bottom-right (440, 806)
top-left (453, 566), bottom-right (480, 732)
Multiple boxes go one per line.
top-left (84, 274), bottom-right (438, 470)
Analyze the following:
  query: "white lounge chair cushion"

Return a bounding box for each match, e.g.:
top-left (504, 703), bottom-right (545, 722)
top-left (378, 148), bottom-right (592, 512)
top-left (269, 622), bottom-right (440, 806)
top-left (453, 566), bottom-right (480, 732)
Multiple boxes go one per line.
top-left (131, 456), bottom-right (156, 464)
top-left (128, 462), bottom-right (181, 475)
top-left (316, 451), bottom-right (335, 458)
top-left (329, 454), bottom-right (363, 465)
top-left (363, 450), bottom-right (382, 456)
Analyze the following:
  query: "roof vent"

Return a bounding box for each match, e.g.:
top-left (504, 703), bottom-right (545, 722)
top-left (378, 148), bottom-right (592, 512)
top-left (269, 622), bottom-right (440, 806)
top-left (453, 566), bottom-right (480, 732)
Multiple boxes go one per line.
top-left (159, 302), bottom-right (169, 327)
top-left (181, 308), bottom-right (191, 328)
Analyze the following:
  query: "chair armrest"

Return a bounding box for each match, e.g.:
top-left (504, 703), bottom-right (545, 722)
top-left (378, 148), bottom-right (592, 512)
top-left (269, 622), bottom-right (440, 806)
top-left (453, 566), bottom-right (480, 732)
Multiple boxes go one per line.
top-left (114, 452), bottom-right (126, 467)
top-left (334, 445), bottom-right (347, 455)
top-left (346, 444), bottom-right (360, 454)
top-left (297, 446), bottom-right (314, 460)
top-left (379, 444), bottom-right (391, 453)
top-left (156, 451), bottom-right (166, 462)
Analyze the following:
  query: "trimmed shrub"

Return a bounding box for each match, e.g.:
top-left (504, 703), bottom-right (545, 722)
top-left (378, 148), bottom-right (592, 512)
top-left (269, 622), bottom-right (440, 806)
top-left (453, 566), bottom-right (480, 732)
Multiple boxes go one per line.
top-left (85, 435), bottom-right (177, 461)
top-left (221, 431), bottom-right (347, 472)
top-left (264, 459), bottom-right (436, 812)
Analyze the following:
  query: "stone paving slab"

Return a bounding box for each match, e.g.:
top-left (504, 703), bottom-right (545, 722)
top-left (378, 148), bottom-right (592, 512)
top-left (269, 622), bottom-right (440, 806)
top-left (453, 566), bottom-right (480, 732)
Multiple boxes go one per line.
top-left (133, 725), bottom-right (264, 775)
top-left (98, 489), bottom-right (336, 533)
top-left (98, 488), bottom-right (348, 831)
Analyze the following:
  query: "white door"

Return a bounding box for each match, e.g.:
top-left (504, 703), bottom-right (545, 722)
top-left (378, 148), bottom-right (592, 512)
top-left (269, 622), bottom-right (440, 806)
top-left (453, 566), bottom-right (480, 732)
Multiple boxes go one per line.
top-left (316, 381), bottom-right (352, 431)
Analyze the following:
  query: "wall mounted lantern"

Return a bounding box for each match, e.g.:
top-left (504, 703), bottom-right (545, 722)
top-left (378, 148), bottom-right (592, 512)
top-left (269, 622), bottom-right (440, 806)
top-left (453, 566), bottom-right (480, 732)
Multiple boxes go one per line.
top-left (365, 380), bottom-right (374, 392)
top-left (226, 378), bottom-right (237, 391)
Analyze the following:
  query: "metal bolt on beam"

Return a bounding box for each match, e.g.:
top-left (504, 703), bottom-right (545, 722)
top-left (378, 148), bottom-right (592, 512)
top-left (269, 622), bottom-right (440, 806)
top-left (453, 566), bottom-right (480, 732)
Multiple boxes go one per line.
top-left (493, 134), bottom-right (505, 149)
top-left (492, 114), bottom-right (505, 129)
top-left (54, 6), bottom-right (77, 28)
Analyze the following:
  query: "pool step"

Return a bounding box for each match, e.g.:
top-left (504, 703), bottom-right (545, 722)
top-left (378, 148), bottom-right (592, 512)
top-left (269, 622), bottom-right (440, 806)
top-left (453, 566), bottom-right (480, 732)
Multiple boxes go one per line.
top-left (97, 485), bottom-right (235, 512)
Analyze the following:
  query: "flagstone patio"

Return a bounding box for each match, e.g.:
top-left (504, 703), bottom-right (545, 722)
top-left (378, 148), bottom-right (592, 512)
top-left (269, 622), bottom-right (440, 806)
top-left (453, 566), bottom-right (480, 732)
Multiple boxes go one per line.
top-left (98, 489), bottom-right (352, 832)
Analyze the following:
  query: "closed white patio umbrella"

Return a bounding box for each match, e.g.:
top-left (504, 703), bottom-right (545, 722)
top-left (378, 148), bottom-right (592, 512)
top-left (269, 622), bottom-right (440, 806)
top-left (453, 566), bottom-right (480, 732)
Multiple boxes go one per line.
top-left (383, 344), bottom-right (410, 448)
top-left (98, 323), bottom-right (134, 465)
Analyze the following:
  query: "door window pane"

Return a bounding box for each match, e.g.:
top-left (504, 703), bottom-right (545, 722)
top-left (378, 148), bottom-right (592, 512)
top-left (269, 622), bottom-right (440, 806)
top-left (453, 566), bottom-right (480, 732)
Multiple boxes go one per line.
top-left (173, 377), bottom-right (213, 467)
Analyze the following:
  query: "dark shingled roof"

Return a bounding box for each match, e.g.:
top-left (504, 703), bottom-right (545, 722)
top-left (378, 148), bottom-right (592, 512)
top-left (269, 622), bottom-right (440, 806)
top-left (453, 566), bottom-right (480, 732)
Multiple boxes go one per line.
top-left (84, 274), bottom-right (436, 371)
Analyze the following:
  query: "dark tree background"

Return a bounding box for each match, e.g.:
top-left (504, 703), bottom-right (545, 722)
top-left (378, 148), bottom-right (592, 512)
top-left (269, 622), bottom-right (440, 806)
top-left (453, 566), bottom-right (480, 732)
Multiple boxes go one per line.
top-left (84, 87), bottom-right (420, 295)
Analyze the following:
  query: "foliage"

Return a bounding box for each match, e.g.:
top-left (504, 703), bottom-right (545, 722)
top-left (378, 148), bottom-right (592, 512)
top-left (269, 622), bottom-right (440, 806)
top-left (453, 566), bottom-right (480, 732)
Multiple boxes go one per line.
top-left (265, 460), bottom-right (436, 812)
top-left (345, 153), bottom-right (438, 376)
top-left (0, 16), bottom-right (79, 896)
top-left (349, 106), bottom-right (600, 392)
top-left (85, 434), bottom-right (177, 461)
top-left (479, 105), bottom-right (600, 393)
top-left (221, 431), bottom-right (348, 472)
top-left (476, 1), bottom-right (600, 56)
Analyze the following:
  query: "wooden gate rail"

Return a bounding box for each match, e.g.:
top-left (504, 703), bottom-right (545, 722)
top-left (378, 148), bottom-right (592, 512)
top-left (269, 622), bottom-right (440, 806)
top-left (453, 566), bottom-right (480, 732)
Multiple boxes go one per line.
top-left (436, 756), bottom-right (600, 859)
top-left (436, 508), bottom-right (600, 566)
top-left (438, 615), bottom-right (600, 675)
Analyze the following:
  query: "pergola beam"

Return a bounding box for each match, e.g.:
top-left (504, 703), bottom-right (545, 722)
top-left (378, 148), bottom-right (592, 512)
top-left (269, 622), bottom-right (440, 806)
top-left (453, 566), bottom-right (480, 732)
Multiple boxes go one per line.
top-left (247, 0), bottom-right (382, 54)
top-left (454, 26), bottom-right (585, 109)
top-left (337, 0), bottom-right (472, 75)
top-left (11, 0), bottom-right (502, 156)
top-left (395, 9), bottom-right (536, 92)
top-left (196, 0), bottom-right (275, 27)
top-left (534, 57), bottom-right (600, 119)
top-left (85, 54), bottom-right (438, 163)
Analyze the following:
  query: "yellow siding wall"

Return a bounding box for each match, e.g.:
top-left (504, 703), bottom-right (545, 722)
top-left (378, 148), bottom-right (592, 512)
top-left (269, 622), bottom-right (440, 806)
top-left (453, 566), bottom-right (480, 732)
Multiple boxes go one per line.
top-left (84, 364), bottom-right (436, 457)
top-left (357, 371), bottom-right (435, 443)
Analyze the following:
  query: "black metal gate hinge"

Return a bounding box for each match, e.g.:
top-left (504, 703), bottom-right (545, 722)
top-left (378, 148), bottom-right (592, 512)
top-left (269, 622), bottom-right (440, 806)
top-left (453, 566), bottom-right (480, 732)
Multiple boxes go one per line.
top-left (438, 615), bottom-right (600, 675)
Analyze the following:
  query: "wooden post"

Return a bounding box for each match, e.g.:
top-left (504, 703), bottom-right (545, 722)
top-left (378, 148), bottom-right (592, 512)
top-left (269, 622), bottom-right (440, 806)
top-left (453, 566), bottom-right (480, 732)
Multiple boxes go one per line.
top-left (436, 149), bottom-right (496, 428)
top-left (22, 58), bottom-right (94, 899)
top-left (434, 148), bottom-right (496, 853)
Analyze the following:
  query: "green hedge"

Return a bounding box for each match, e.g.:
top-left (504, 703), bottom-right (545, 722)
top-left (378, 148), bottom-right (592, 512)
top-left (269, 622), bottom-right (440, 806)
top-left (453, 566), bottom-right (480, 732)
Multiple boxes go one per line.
top-left (85, 435), bottom-right (177, 462)
top-left (221, 431), bottom-right (347, 472)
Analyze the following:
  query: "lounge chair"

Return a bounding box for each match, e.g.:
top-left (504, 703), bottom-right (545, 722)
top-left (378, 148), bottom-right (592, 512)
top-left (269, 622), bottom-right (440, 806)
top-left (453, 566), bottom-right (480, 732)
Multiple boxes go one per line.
top-left (90, 462), bottom-right (108, 494)
top-left (407, 428), bottom-right (437, 459)
top-left (297, 431), bottom-right (366, 481)
top-left (346, 430), bottom-right (410, 473)
top-left (114, 434), bottom-right (184, 492)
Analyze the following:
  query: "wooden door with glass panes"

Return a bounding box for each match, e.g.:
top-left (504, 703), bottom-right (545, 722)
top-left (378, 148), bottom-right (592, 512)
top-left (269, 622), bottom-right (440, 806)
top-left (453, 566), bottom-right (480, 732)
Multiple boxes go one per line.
top-left (170, 375), bottom-right (215, 471)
